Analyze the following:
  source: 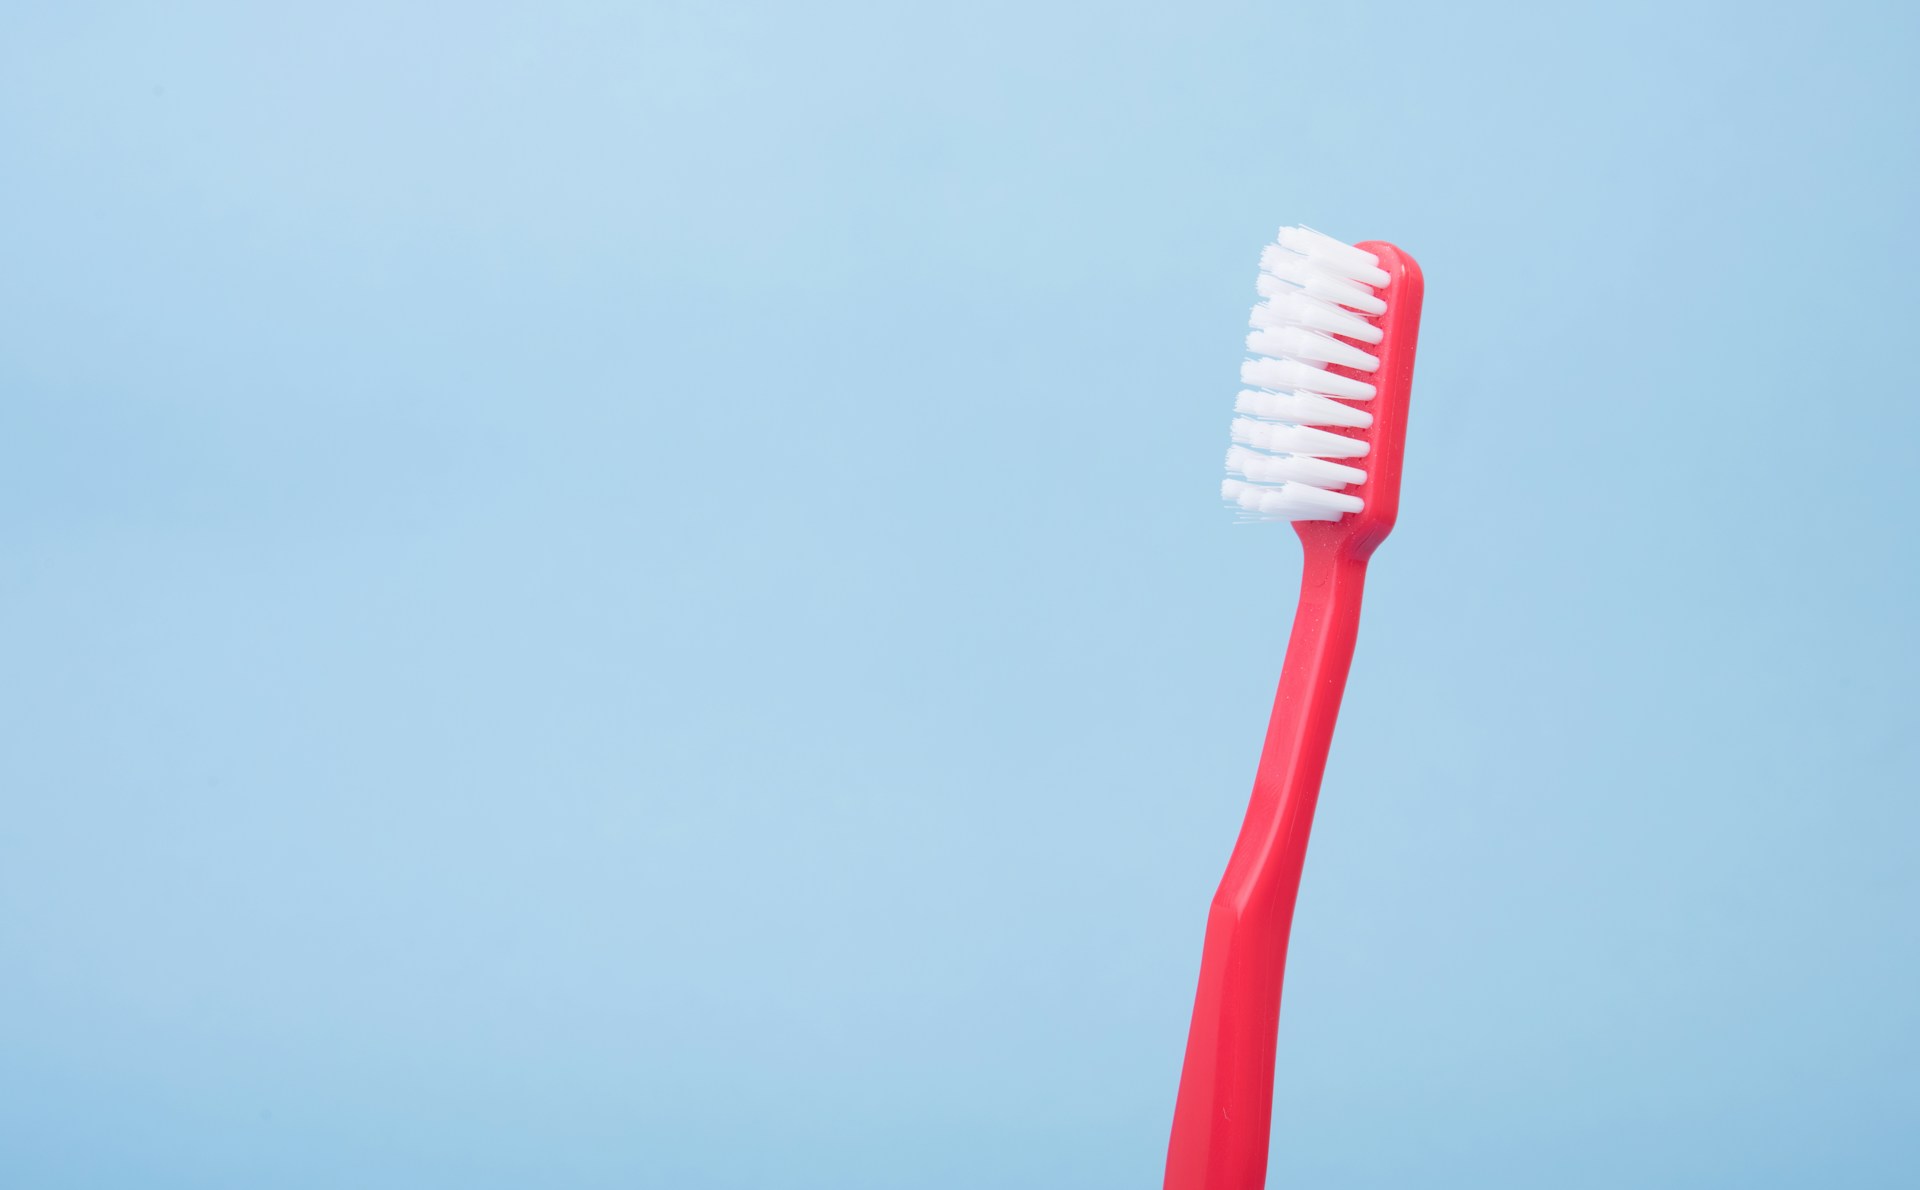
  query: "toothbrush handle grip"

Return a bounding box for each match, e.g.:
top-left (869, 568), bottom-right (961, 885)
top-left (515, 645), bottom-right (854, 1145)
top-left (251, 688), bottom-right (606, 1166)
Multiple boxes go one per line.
top-left (1164, 541), bottom-right (1369, 1190)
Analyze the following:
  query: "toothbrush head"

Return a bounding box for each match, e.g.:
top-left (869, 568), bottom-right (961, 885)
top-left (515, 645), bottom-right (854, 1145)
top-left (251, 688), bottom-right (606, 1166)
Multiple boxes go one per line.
top-left (1221, 226), bottom-right (1424, 557)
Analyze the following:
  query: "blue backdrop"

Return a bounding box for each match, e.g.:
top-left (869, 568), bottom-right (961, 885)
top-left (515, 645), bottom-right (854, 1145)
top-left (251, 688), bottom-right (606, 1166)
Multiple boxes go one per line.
top-left (2, 2), bottom-right (1915, 1187)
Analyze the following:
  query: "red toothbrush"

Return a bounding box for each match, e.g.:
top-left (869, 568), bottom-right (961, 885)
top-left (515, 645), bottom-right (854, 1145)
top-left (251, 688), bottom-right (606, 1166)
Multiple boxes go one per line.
top-left (1167, 227), bottom-right (1425, 1190)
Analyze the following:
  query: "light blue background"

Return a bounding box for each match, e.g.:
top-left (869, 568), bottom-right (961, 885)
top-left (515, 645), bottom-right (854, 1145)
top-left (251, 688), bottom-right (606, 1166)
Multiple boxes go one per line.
top-left (2, 2), bottom-right (1915, 1187)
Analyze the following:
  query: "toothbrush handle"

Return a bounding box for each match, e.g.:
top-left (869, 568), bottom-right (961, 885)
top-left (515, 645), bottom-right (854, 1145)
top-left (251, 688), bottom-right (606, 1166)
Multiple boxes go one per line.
top-left (1164, 540), bottom-right (1369, 1190)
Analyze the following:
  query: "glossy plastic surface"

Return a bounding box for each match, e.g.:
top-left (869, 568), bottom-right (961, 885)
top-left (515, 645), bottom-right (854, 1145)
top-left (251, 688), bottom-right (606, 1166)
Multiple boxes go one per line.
top-left (1165, 243), bottom-right (1424, 1190)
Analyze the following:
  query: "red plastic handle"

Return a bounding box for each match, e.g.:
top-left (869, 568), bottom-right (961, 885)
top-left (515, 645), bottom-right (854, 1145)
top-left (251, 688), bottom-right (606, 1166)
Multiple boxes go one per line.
top-left (1164, 243), bottom-right (1423, 1190)
top-left (1162, 542), bottom-right (1367, 1190)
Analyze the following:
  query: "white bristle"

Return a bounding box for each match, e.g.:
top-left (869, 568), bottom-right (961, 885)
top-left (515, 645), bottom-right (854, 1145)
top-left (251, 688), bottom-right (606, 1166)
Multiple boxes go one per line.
top-left (1241, 357), bottom-right (1376, 401)
top-left (1224, 225), bottom-right (1387, 522)
top-left (1245, 326), bottom-right (1379, 372)
top-left (1226, 445), bottom-right (1366, 489)
top-left (1258, 248), bottom-right (1387, 316)
top-left (1230, 416), bottom-right (1368, 459)
top-left (1233, 390), bottom-right (1372, 429)
top-left (1251, 290), bottom-right (1382, 345)
top-left (1222, 477), bottom-right (1363, 522)
top-left (1274, 226), bottom-right (1390, 287)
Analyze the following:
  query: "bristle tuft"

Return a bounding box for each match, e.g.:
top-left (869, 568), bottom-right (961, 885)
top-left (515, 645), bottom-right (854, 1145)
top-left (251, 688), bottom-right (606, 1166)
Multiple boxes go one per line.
top-left (1224, 225), bottom-right (1385, 523)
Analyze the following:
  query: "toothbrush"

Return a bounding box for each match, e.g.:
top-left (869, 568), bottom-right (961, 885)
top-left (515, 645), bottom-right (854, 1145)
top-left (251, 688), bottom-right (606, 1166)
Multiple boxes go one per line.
top-left (1164, 227), bottom-right (1424, 1190)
